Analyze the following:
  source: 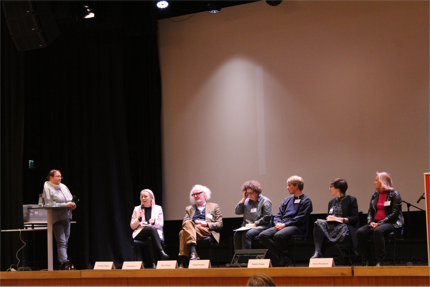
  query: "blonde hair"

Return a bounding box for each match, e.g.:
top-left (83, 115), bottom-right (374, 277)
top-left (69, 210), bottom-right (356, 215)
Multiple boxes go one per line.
top-left (376, 172), bottom-right (394, 190)
top-left (287, 175), bottom-right (304, 191)
top-left (140, 189), bottom-right (156, 206)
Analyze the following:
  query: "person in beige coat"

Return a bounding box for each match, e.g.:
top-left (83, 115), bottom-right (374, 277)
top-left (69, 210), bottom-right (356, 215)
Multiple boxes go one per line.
top-left (178, 184), bottom-right (223, 268)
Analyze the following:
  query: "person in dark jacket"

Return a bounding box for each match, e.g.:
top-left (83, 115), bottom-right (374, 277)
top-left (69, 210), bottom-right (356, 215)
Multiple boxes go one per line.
top-left (311, 178), bottom-right (359, 259)
top-left (356, 172), bottom-right (404, 266)
top-left (259, 175), bottom-right (313, 267)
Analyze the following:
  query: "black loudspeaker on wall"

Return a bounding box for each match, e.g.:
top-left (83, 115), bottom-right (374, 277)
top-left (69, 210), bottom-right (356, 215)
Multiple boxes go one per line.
top-left (2, 0), bottom-right (59, 52)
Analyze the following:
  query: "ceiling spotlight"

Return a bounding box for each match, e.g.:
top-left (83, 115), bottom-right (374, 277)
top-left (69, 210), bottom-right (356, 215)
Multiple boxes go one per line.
top-left (83, 5), bottom-right (95, 18)
top-left (157, 1), bottom-right (169, 9)
top-left (207, 2), bottom-right (221, 14)
top-left (266, 0), bottom-right (282, 6)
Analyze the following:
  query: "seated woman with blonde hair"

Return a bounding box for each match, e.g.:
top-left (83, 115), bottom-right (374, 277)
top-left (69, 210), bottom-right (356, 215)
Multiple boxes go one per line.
top-left (130, 189), bottom-right (169, 267)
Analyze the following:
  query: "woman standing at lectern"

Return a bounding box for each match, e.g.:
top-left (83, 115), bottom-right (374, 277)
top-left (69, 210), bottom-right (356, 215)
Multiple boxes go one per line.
top-left (43, 169), bottom-right (77, 270)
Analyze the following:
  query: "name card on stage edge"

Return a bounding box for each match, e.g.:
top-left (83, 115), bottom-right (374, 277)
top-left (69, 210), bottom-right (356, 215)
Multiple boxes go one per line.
top-left (157, 260), bottom-right (178, 269)
top-left (122, 261), bottom-right (144, 269)
top-left (248, 259), bottom-right (272, 268)
top-left (94, 261), bottom-right (115, 270)
top-left (189, 260), bottom-right (211, 269)
top-left (309, 258), bottom-right (335, 267)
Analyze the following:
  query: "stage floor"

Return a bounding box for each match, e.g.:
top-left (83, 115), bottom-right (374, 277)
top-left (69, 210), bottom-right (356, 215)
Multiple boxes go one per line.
top-left (1, 266), bottom-right (429, 286)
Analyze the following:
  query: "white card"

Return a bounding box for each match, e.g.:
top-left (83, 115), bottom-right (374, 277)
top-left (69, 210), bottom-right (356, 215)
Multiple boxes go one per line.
top-left (384, 201), bottom-right (391, 206)
top-left (156, 260), bottom-right (178, 269)
top-left (251, 208), bottom-right (257, 213)
top-left (189, 260), bottom-right (211, 269)
top-left (247, 259), bottom-right (272, 268)
top-left (206, 213), bottom-right (213, 219)
top-left (294, 199), bottom-right (301, 203)
top-left (122, 261), bottom-right (143, 270)
top-left (309, 258), bottom-right (335, 268)
top-left (94, 261), bottom-right (115, 270)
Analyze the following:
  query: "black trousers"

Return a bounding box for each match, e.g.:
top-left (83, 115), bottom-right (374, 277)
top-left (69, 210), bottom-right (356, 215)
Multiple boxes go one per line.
top-left (134, 226), bottom-right (164, 263)
top-left (259, 226), bottom-right (302, 257)
top-left (356, 223), bottom-right (397, 262)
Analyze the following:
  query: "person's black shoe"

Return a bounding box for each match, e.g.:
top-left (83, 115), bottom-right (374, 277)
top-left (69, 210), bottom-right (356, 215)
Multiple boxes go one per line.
top-left (160, 250), bottom-right (169, 260)
top-left (311, 251), bottom-right (323, 259)
top-left (190, 252), bottom-right (200, 260)
top-left (282, 256), bottom-right (292, 267)
top-left (59, 261), bottom-right (74, 270)
top-left (278, 254), bottom-right (292, 267)
top-left (178, 263), bottom-right (186, 269)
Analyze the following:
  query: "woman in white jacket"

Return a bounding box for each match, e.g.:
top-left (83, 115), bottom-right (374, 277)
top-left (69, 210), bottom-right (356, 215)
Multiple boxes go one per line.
top-left (130, 189), bottom-right (169, 263)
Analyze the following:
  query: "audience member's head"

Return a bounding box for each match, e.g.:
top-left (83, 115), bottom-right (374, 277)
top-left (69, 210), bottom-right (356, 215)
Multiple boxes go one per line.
top-left (247, 273), bottom-right (276, 286)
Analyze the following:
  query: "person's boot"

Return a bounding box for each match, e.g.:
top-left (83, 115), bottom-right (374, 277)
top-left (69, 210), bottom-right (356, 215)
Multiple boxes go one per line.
top-left (153, 236), bottom-right (169, 260)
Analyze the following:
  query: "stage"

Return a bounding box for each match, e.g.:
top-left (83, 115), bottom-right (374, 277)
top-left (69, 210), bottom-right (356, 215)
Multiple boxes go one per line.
top-left (1, 266), bottom-right (429, 286)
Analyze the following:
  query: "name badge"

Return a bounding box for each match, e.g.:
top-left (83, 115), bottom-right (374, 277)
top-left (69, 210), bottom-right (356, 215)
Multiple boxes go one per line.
top-left (329, 208), bottom-right (334, 214)
top-left (206, 213), bottom-right (213, 219)
top-left (251, 208), bottom-right (257, 213)
top-left (384, 201), bottom-right (391, 206)
top-left (294, 199), bottom-right (301, 204)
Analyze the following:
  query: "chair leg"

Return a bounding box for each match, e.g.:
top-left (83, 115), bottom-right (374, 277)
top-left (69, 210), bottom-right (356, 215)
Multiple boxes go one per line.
top-left (293, 240), bottom-right (297, 267)
top-left (393, 239), bottom-right (396, 266)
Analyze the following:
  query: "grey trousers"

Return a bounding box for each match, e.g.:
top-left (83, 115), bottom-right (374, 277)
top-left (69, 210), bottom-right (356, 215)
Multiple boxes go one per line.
top-left (53, 219), bottom-right (71, 264)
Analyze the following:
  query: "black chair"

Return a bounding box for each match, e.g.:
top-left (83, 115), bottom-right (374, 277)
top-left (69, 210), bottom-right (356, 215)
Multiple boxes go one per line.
top-left (366, 228), bottom-right (404, 265)
top-left (198, 236), bottom-right (218, 267)
top-left (325, 235), bottom-right (354, 266)
top-left (288, 232), bottom-right (311, 267)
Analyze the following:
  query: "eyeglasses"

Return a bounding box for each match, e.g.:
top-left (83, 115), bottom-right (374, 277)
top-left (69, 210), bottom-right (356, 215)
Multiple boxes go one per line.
top-left (192, 191), bottom-right (203, 196)
top-left (55, 176), bottom-right (63, 179)
top-left (329, 186), bottom-right (334, 189)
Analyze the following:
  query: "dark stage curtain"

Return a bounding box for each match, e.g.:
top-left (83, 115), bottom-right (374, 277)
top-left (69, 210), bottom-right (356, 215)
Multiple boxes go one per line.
top-left (1, 1), bottom-right (162, 270)
top-left (1, 6), bottom-right (26, 271)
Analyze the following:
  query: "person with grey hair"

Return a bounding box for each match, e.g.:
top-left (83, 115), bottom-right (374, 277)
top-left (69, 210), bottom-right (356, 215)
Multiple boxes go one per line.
top-left (130, 189), bottom-right (169, 267)
top-left (356, 172), bottom-right (404, 266)
top-left (178, 184), bottom-right (223, 268)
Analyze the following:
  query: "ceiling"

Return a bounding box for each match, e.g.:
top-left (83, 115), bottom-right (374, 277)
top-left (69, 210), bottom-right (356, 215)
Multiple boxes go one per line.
top-left (156, 1), bottom-right (259, 19)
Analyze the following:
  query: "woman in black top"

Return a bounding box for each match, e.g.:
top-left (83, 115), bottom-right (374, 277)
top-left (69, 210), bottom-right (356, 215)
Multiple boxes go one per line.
top-left (311, 178), bottom-right (359, 259)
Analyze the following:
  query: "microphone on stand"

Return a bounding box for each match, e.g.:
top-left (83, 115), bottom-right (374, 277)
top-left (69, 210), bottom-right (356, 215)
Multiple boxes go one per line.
top-left (417, 193), bottom-right (425, 204)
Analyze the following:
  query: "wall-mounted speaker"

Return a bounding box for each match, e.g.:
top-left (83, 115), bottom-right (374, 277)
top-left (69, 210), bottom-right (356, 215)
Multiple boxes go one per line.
top-left (2, 1), bottom-right (60, 52)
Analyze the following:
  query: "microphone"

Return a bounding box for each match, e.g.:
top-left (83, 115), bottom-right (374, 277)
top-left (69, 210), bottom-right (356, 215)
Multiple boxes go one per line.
top-left (417, 193), bottom-right (425, 204)
top-left (138, 204), bottom-right (144, 222)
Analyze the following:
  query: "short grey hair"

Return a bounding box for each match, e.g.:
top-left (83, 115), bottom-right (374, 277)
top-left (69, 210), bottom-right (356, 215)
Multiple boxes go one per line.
top-left (189, 184), bottom-right (211, 205)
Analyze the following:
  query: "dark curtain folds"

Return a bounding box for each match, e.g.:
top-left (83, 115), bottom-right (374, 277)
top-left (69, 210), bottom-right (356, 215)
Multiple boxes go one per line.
top-left (1, 7), bottom-right (26, 271)
top-left (1, 1), bottom-right (162, 270)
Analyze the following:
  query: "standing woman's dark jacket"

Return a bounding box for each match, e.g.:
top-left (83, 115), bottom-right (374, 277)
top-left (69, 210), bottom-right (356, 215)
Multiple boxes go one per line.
top-left (366, 190), bottom-right (404, 229)
top-left (327, 195), bottom-right (359, 248)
